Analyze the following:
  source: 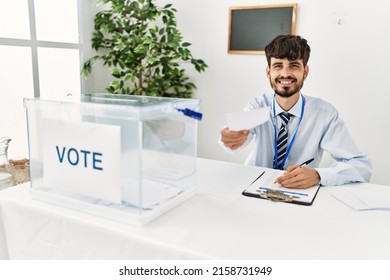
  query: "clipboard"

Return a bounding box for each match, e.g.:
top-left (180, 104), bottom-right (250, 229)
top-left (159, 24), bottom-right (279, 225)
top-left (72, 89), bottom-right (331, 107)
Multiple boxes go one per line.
top-left (242, 170), bottom-right (321, 206)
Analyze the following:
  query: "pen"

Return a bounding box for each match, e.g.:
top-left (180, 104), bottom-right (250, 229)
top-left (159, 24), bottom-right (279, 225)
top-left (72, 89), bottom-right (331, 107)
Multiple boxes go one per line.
top-left (257, 187), bottom-right (308, 197)
top-left (299, 158), bottom-right (314, 167)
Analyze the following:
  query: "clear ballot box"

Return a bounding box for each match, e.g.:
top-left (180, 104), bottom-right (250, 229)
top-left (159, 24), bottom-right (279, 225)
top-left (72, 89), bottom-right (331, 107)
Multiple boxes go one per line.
top-left (24, 93), bottom-right (200, 225)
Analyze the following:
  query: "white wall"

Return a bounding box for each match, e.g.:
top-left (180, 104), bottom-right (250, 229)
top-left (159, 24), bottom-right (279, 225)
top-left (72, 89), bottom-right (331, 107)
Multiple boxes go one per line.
top-left (87, 0), bottom-right (390, 186)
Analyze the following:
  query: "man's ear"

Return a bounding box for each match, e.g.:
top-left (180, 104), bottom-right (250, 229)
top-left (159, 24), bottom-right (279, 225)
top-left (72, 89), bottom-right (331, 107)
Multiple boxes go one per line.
top-left (304, 65), bottom-right (309, 79)
top-left (266, 66), bottom-right (270, 79)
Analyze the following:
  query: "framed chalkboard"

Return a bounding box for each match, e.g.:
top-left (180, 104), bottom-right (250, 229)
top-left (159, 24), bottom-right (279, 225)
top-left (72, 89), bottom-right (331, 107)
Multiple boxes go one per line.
top-left (228, 4), bottom-right (297, 55)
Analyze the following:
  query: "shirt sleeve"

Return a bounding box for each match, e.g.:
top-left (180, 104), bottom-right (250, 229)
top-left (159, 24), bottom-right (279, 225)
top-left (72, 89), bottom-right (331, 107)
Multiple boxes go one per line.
top-left (315, 110), bottom-right (373, 186)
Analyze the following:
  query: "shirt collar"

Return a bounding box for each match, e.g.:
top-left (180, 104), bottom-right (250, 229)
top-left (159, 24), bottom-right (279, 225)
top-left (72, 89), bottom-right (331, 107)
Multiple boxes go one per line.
top-left (274, 93), bottom-right (303, 119)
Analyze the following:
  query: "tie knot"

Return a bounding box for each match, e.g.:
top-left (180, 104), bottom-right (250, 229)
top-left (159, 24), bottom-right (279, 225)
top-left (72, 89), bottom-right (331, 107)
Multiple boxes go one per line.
top-left (279, 112), bottom-right (291, 125)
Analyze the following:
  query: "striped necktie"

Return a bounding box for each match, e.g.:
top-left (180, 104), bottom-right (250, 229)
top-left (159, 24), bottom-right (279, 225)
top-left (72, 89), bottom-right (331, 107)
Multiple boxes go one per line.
top-left (274, 112), bottom-right (291, 169)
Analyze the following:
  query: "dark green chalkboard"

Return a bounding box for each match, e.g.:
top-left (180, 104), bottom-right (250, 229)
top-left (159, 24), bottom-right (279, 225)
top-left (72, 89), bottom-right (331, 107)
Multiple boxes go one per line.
top-left (228, 4), bottom-right (297, 54)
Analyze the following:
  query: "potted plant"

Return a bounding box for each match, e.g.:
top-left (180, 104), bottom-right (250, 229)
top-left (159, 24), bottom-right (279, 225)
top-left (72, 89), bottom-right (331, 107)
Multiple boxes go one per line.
top-left (81, 0), bottom-right (207, 98)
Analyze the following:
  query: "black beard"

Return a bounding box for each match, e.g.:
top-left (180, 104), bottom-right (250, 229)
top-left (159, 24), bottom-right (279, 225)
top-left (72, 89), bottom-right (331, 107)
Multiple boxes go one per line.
top-left (274, 87), bottom-right (297, 98)
top-left (270, 76), bottom-right (304, 98)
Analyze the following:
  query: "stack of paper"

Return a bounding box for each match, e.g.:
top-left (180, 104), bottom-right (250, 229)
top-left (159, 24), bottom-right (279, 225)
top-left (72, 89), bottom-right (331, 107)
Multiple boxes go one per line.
top-left (330, 185), bottom-right (390, 211)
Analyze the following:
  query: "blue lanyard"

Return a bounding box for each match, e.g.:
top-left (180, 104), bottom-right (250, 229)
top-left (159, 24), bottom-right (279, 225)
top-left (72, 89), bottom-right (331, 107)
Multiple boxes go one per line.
top-left (272, 93), bottom-right (305, 170)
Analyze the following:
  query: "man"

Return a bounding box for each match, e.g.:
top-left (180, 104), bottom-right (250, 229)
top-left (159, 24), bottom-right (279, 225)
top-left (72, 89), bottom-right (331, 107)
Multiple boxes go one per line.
top-left (220, 34), bottom-right (372, 189)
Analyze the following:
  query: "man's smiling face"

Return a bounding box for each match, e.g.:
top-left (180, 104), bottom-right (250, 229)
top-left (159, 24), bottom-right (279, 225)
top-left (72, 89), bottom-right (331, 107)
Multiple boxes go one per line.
top-left (266, 57), bottom-right (308, 98)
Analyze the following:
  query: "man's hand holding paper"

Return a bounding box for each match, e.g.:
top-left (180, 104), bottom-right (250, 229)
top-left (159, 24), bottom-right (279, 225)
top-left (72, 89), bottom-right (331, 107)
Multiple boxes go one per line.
top-left (220, 128), bottom-right (250, 150)
top-left (221, 108), bottom-right (270, 150)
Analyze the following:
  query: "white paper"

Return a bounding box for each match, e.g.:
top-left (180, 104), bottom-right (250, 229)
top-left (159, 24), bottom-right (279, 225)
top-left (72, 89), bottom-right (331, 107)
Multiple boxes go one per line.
top-left (139, 179), bottom-right (183, 209)
top-left (330, 186), bottom-right (390, 211)
top-left (227, 108), bottom-right (270, 131)
top-left (47, 179), bottom-right (182, 210)
top-left (42, 118), bottom-right (122, 204)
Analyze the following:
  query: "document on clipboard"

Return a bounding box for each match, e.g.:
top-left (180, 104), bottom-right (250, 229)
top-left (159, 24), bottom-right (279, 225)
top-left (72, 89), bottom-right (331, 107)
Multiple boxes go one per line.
top-left (242, 169), bottom-right (320, 205)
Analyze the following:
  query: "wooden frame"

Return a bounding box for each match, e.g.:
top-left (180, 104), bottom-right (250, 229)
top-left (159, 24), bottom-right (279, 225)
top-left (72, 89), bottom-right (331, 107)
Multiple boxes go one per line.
top-left (228, 3), bottom-right (297, 55)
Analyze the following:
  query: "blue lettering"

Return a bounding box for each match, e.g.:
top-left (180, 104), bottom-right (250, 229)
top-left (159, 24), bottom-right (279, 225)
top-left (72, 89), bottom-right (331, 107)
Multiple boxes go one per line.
top-left (67, 147), bottom-right (79, 166)
top-left (55, 146), bottom-right (103, 171)
top-left (55, 146), bottom-right (66, 163)
top-left (93, 152), bottom-right (103, 171)
top-left (80, 150), bottom-right (91, 168)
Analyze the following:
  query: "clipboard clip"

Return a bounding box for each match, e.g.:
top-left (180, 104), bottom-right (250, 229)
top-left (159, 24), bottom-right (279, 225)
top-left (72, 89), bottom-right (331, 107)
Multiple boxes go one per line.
top-left (256, 189), bottom-right (297, 202)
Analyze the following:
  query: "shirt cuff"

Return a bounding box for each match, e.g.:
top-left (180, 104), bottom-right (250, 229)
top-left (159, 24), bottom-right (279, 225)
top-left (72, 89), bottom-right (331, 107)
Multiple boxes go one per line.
top-left (315, 168), bottom-right (336, 186)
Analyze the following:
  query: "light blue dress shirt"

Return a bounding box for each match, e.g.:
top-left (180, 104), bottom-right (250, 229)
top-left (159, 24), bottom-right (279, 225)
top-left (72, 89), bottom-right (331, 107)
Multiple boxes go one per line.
top-left (240, 93), bottom-right (372, 186)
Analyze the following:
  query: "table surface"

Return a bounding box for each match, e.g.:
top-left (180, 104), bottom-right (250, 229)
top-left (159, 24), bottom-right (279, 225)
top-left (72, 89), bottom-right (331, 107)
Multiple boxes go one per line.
top-left (0, 158), bottom-right (389, 260)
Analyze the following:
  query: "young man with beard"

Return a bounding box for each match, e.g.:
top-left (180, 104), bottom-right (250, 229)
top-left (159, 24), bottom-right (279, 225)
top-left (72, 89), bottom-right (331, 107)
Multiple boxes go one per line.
top-left (219, 35), bottom-right (372, 189)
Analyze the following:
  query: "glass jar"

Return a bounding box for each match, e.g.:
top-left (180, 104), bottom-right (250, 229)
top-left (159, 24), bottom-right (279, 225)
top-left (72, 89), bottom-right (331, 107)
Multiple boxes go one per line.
top-left (9, 157), bottom-right (30, 185)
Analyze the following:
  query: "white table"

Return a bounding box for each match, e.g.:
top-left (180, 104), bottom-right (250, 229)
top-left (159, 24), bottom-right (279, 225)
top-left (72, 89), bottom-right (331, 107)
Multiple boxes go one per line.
top-left (0, 158), bottom-right (389, 259)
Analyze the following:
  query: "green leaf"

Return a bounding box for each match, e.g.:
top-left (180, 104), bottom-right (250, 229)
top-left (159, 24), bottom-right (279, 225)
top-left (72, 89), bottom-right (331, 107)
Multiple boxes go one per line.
top-left (108, 80), bottom-right (121, 93)
top-left (134, 45), bottom-right (147, 54)
top-left (112, 68), bottom-right (122, 78)
top-left (118, 59), bottom-right (126, 69)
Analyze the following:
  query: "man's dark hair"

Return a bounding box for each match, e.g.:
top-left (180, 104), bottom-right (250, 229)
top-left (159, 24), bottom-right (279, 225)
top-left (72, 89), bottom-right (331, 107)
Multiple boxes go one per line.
top-left (265, 35), bottom-right (311, 66)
